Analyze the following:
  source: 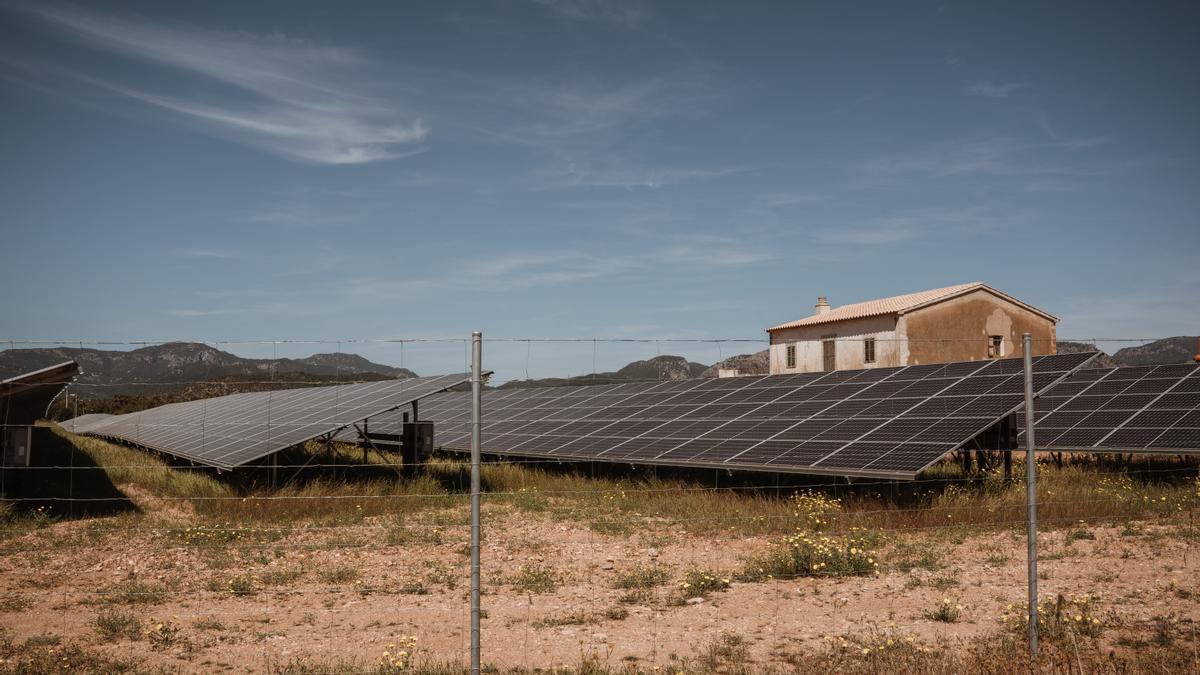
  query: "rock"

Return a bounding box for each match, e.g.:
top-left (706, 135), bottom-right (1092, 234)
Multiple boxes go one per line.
top-left (600, 562), bottom-right (614, 570)
top-left (686, 597), bottom-right (705, 605)
top-left (646, 548), bottom-right (659, 558)
top-left (592, 633), bottom-right (608, 642)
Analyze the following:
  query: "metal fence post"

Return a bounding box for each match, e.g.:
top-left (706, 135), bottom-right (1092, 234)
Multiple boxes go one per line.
top-left (470, 331), bottom-right (483, 674)
top-left (1023, 332), bottom-right (1039, 658)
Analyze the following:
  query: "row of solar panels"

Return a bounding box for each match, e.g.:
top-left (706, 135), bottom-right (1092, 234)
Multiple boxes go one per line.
top-left (65, 373), bottom-right (473, 469)
top-left (65, 353), bottom-right (1200, 480)
top-left (338, 352), bottom-right (1102, 479)
top-left (341, 356), bottom-right (1200, 479)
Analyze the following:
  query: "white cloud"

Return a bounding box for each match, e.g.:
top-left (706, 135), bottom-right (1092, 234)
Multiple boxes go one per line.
top-left (965, 81), bottom-right (1027, 98)
top-left (21, 4), bottom-right (427, 164)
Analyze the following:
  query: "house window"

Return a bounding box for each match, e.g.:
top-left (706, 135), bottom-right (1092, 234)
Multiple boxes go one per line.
top-left (864, 337), bottom-right (876, 364)
top-left (785, 344), bottom-right (796, 369)
top-left (988, 335), bottom-right (1004, 358)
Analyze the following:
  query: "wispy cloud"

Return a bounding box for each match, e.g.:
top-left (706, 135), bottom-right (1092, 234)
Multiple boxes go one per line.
top-left (528, 0), bottom-right (648, 26)
top-left (965, 81), bottom-right (1027, 98)
top-left (175, 247), bottom-right (238, 259)
top-left (18, 3), bottom-right (427, 164)
top-left (1036, 112), bottom-right (1110, 149)
top-left (554, 163), bottom-right (747, 189)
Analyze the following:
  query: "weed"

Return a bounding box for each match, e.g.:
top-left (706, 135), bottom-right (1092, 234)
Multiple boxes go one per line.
top-left (193, 618), bottom-right (225, 631)
top-left (924, 598), bottom-right (964, 623)
top-left (259, 568), bottom-right (304, 587)
top-left (1064, 525), bottom-right (1096, 546)
top-left (740, 529), bottom-right (880, 581)
top-left (603, 606), bottom-right (629, 621)
top-left (422, 561), bottom-right (459, 590)
top-left (0, 595), bottom-right (31, 613)
top-left (611, 566), bottom-right (669, 589)
top-left (510, 564), bottom-right (557, 594)
top-left (1001, 593), bottom-right (1103, 639)
top-left (320, 565), bottom-right (361, 584)
top-left (92, 609), bottom-right (143, 642)
top-left (678, 569), bottom-right (731, 598)
top-left (145, 619), bottom-right (183, 651)
top-left (100, 578), bottom-right (170, 605)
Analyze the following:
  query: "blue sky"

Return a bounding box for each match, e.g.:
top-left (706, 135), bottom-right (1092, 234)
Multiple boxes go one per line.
top-left (1, 1), bottom-right (1197, 380)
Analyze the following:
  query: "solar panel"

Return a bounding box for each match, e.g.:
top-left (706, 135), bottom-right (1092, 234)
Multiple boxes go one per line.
top-left (60, 413), bottom-right (116, 434)
top-left (77, 373), bottom-right (472, 469)
top-left (1020, 363), bottom-right (1200, 453)
top-left (348, 352), bottom-right (1096, 479)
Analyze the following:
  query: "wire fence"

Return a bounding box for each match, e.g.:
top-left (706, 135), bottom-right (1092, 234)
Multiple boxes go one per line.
top-left (0, 335), bottom-right (1197, 673)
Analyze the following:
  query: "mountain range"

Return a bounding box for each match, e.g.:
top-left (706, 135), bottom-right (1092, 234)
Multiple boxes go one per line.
top-left (0, 342), bottom-right (415, 397)
top-left (3, 337), bottom-right (1194, 398)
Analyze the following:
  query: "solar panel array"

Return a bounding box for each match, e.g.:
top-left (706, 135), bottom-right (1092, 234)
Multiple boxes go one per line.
top-left (76, 373), bottom-right (471, 469)
top-left (1020, 363), bottom-right (1200, 452)
top-left (348, 352), bottom-right (1096, 479)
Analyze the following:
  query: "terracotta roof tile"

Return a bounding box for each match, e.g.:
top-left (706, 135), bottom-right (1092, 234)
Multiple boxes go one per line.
top-left (768, 282), bottom-right (1000, 331)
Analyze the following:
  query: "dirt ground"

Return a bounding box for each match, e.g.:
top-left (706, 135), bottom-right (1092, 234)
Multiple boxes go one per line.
top-left (1, 488), bottom-right (1197, 673)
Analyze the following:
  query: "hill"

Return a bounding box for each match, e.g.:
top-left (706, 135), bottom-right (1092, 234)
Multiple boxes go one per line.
top-left (1057, 336), bottom-right (1198, 368)
top-left (499, 355), bottom-right (707, 389)
top-left (1110, 336), bottom-right (1199, 366)
top-left (700, 350), bottom-right (770, 378)
top-left (0, 342), bottom-right (416, 398)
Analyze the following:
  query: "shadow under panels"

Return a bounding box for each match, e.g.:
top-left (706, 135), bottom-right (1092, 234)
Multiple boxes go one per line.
top-left (1018, 363), bottom-right (1200, 453)
top-left (420, 352), bottom-right (1095, 479)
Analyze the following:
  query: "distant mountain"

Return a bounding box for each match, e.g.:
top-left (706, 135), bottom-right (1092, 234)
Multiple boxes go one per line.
top-left (701, 350), bottom-right (770, 378)
top-left (1055, 341), bottom-right (1118, 368)
top-left (0, 342), bottom-right (416, 397)
top-left (1057, 337), bottom-right (1198, 368)
top-left (1110, 336), bottom-right (1199, 366)
top-left (500, 355), bottom-right (707, 389)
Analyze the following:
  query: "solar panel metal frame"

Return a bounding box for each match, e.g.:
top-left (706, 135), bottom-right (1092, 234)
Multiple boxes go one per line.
top-left (77, 373), bottom-right (475, 470)
top-left (350, 353), bottom-right (1097, 480)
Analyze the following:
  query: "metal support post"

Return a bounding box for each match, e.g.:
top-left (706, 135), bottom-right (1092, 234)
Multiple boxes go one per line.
top-left (1023, 333), bottom-right (1039, 658)
top-left (469, 331), bottom-right (483, 674)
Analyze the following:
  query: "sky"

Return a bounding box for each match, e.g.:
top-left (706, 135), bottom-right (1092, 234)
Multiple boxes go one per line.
top-left (1, 0), bottom-right (1197, 381)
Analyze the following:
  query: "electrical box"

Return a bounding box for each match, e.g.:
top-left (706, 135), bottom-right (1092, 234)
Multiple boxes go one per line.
top-left (401, 421), bottom-right (434, 465)
top-left (2, 426), bottom-right (31, 467)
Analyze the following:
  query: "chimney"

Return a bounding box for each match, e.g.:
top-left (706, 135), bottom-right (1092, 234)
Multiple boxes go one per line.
top-left (815, 296), bottom-right (831, 315)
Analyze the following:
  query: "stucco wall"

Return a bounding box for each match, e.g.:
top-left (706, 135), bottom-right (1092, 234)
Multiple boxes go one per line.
top-left (768, 315), bottom-right (902, 373)
top-left (902, 289), bottom-right (1057, 365)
